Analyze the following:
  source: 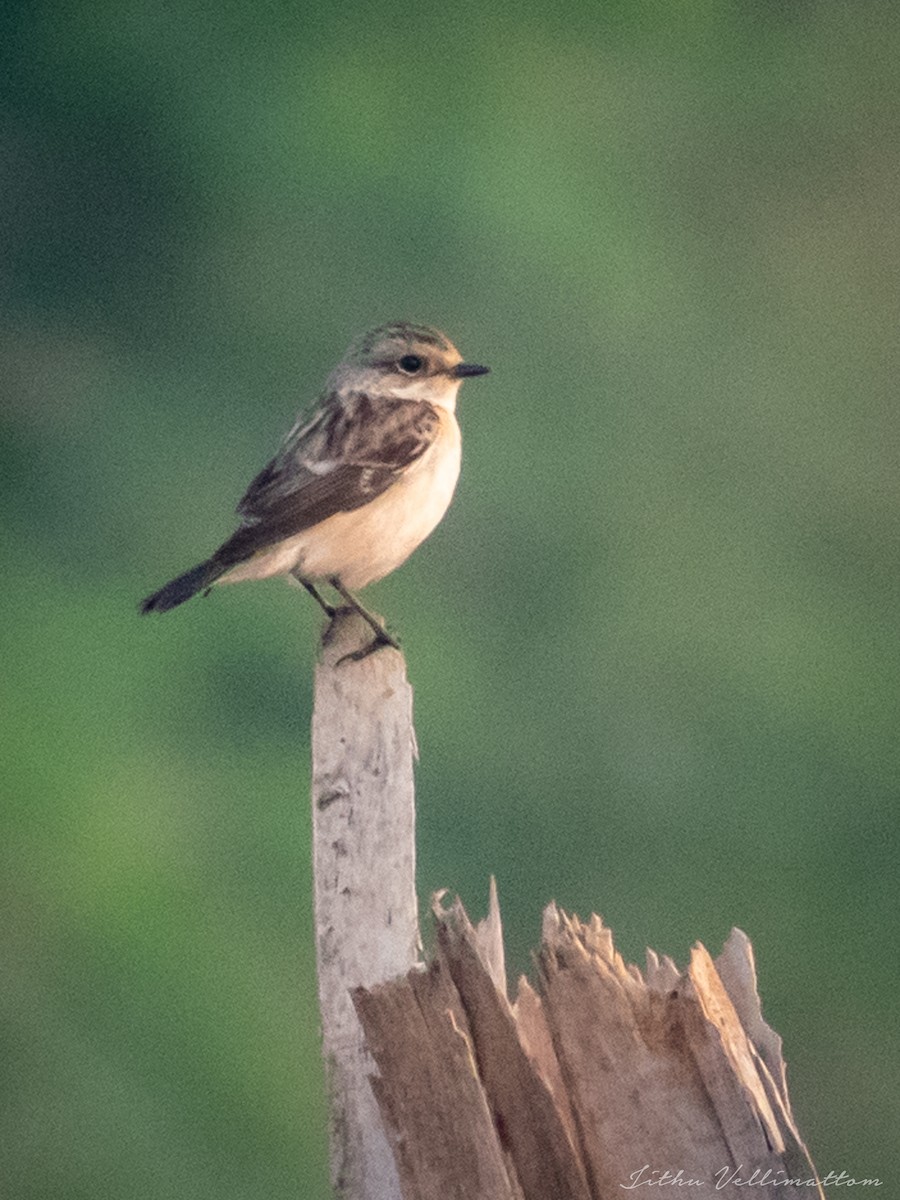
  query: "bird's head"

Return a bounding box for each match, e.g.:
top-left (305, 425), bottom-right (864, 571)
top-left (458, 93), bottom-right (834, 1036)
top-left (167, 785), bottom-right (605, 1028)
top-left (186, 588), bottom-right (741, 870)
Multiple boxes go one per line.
top-left (331, 322), bottom-right (489, 410)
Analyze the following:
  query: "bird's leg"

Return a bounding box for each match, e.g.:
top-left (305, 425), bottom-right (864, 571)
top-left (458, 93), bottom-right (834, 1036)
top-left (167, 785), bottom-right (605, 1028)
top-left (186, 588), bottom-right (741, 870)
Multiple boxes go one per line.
top-left (291, 572), bottom-right (337, 618)
top-left (328, 577), bottom-right (400, 662)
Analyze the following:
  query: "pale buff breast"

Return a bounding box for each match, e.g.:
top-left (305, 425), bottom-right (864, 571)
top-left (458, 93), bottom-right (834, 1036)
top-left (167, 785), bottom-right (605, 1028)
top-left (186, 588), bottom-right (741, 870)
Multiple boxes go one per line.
top-left (219, 410), bottom-right (462, 591)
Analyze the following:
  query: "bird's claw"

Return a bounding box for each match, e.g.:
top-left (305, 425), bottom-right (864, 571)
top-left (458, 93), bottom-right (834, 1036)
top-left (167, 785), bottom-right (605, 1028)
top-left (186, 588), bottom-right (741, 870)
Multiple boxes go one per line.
top-left (337, 631), bottom-right (400, 666)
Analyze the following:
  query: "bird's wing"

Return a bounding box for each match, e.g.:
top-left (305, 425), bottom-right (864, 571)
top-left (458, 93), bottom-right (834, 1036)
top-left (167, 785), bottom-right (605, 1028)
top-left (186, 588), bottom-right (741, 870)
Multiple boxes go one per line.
top-left (212, 391), bottom-right (441, 567)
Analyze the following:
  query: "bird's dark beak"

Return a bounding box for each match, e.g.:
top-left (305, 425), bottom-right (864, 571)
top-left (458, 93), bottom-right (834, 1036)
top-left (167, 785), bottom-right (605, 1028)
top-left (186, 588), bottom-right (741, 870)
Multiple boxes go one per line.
top-left (453, 362), bottom-right (490, 378)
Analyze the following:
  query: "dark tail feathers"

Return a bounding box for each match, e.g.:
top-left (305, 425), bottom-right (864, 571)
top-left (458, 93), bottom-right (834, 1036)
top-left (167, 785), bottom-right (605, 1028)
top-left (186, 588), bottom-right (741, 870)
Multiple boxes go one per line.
top-left (139, 559), bottom-right (226, 614)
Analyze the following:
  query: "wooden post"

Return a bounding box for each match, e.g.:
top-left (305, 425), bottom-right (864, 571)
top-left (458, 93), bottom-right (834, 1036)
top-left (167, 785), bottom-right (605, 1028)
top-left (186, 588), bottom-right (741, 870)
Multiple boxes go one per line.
top-left (311, 616), bottom-right (824, 1200)
top-left (311, 610), bottom-right (420, 1200)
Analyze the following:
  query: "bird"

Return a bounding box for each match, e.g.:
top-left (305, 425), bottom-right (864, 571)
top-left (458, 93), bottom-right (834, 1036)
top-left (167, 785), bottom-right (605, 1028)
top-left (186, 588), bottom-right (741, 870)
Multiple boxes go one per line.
top-left (139, 322), bottom-right (489, 658)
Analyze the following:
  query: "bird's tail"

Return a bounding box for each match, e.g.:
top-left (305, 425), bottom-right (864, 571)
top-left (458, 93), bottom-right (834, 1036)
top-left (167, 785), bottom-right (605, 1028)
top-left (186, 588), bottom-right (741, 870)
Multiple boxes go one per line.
top-left (139, 559), bottom-right (227, 614)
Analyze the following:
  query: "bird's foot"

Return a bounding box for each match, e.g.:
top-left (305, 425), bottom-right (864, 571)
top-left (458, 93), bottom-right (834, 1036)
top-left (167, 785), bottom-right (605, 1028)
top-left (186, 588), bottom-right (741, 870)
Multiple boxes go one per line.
top-left (337, 629), bottom-right (400, 666)
top-left (325, 576), bottom-right (401, 662)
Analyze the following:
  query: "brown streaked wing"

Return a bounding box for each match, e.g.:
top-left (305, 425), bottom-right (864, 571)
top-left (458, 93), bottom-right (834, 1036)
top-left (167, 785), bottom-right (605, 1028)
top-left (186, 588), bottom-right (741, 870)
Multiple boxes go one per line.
top-left (234, 398), bottom-right (334, 521)
top-left (212, 393), bottom-right (440, 568)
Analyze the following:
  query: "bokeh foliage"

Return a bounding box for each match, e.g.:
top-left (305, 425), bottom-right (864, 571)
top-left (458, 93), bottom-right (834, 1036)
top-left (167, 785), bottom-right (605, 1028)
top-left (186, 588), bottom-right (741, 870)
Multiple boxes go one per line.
top-left (2, 1), bottom-right (898, 1195)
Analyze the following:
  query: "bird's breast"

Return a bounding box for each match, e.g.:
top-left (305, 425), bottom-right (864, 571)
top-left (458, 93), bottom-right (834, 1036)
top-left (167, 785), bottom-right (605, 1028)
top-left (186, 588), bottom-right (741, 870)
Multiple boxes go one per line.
top-left (291, 408), bottom-right (462, 589)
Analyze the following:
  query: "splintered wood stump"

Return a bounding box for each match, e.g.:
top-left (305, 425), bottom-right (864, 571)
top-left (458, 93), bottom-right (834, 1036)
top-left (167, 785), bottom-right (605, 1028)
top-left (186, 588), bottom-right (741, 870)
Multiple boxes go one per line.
top-left (353, 890), bottom-right (823, 1200)
top-left (310, 619), bottom-right (822, 1200)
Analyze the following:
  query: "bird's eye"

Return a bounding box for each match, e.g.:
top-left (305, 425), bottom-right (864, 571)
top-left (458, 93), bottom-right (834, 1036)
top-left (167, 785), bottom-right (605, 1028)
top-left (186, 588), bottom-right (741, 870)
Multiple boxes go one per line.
top-left (398, 354), bottom-right (423, 374)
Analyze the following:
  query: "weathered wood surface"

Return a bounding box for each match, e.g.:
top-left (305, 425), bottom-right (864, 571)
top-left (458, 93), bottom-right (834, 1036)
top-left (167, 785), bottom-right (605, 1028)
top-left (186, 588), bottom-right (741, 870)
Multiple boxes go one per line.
top-left (354, 893), bottom-right (823, 1200)
top-left (310, 624), bottom-right (822, 1200)
top-left (311, 609), bottom-right (420, 1200)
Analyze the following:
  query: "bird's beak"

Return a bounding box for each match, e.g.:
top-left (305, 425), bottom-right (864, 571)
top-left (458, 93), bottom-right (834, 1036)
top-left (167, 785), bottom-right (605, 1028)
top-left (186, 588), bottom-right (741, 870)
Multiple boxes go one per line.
top-left (452, 362), bottom-right (490, 378)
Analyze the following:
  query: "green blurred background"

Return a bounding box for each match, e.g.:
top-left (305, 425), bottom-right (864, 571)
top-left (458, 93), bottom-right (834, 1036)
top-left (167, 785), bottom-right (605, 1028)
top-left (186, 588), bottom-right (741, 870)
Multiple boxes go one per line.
top-left (2, 0), bottom-right (897, 1195)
